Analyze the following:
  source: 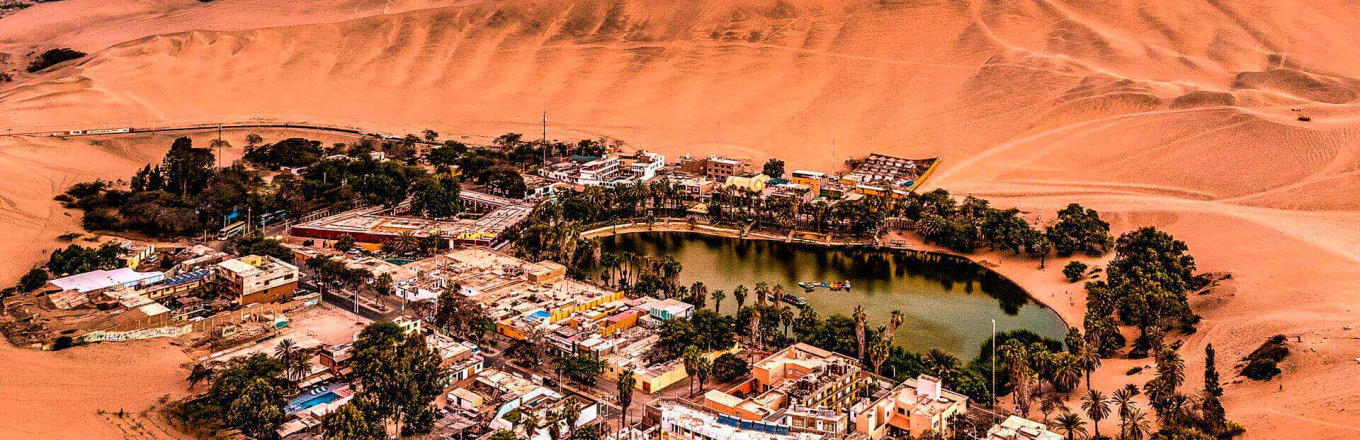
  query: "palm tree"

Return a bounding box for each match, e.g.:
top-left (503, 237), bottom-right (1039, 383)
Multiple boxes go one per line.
top-left (853, 305), bottom-right (867, 362)
top-left (1111, 387), bottom-right (1138, 439)
top-left (867, 339), bottom-right (890, 375)
top-left (1078, 344), bottom-right (1102, 391)
top-left (1122, 407), bottom-right (1151, 440)
top-left (683, 346), bottom-right (702, 397)
top-left (693, 354), bottom-right (714, 395)
top-left (1081, 389), bottom-right (1111, 440)
top-left (779, 306), bottom-right (795, 338)
top-left (733, 285), bottom-right (748, 310)
top-left (711, 290), bottom-right (726, 314)
top-left (391, 231), bottom-right (419, 255)
top-left (923, 349), bottom-right (960, 383)
top-left (1052, 412), bottom-right (1087, 440)
top-left (617, 371), bottom-right (636, 432)
top-left (754, 282), bottom-right (769, 306)
top-left (186, 361), bottom-right (219, 390)
top-left (274, 338), bottom-right (297, 360)
top-left (1053, 353), bottom-right (1083, 395)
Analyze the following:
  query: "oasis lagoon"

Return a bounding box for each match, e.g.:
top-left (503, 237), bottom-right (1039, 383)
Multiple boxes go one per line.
top-left (598, 231), bottom-right (1068, 359)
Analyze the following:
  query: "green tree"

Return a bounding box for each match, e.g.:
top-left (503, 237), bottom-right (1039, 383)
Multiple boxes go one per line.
top-left (434, 286), bottom-right (493, 342)
top-left (350, 322), bottom-right (446, 434)
top-left (923, 349), bottom-right (960, 383)
top-left (762, 158), bottom-right (785, 178)
top-left (1200, 344), bottom-right (1227, 436)
top-left (712, 353), bottom-right (750, 382)
top-left (1046, 203), bottom-right (1114, 257)
top-left (334, 235), bottom-right (357, 252)
top-left (17, 268), bottom-right (49, 292)
top-left (1063, 261), bottom-right (1088, 283)
top-left (410, 175), bottom-right (462, 218)
top-left (489, 430), bottom-right (517, 440)
top-left (163, 137), bottom-right (217, 196)
top-left (710, 289), bottom-right (726, 314)
top-left (323, 398), bottom-right (386, 440)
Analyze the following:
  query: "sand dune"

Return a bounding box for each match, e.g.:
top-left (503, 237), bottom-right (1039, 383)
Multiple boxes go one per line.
top-left (1, 0), bottom-right (1359, 439)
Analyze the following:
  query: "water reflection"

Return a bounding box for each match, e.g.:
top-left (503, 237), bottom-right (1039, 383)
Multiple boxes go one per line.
top-left (597, 232), bottom-right (1068, 358)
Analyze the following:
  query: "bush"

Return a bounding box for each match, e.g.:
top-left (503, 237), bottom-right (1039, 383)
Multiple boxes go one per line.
top-left (27, 48), bottom-right (87, 73)
top-left (1063, 261), bottom-right (1088, 282)
top-left (713, 353), bottom-right (750, 382)
top-left (1241, 335), bottom-right (1289, 381)
top-left (1241, 359), bottom-right (1281, 381)
top-left (17, 268), bottom-right (49, 292)
top-left (51, 336), bottom-right (76, 351)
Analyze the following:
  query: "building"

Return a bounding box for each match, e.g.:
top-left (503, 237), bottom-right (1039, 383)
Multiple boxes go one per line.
top-left (704, 343), bottom-right (874, 435)
top-left (216, 255), bottom-right (300, 305)
top-left (45, 268), bottom-right (166, 309)
top-left (289, 196), bottom-right (533, 248)
top-left (839, 154), bottom-right (939, 197)
top-left (854, 374), bottom-right (968, 439)
top-left (677, 155), bottom-right (752, 181)
top-left (659, 403), bottom-right (825, 440)
top-left (318, 343), bottom-right (353, 376)
top-left (120, 241), bottom-right (157, 270)
top-left (579, 155), bottom-right (622, 186)
top-left (725, 174), bottom-right (772, 192)
top-left (789, 171), bottom-right (825, 195)
top-left (392, 248), bottom-right (623, 340)
top-left (620, 150), bottom-right (666, 181)
top-left (985, 416), bottom-right (1063, 440)
top-left (482, 369), bottom-right (601, 440)
top-left (427, 333), bottom-right (485, 383)
top-left (641, 298), bottom-right (695, 321)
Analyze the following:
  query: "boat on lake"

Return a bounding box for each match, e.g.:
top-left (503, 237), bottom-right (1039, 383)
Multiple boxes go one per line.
top-left (782, 293), bottom-right (808, 306)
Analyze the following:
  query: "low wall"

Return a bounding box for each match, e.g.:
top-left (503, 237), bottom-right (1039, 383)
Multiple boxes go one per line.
top-left (86, 293), bottom-right (323, 337)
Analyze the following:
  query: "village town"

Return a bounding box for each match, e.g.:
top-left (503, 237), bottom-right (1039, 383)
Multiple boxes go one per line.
top-left (0, 138), bottom-right (1079, 440)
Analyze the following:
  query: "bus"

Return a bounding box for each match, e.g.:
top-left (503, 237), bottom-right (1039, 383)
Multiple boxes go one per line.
top-left (218, 221), bottom-right (247, 240)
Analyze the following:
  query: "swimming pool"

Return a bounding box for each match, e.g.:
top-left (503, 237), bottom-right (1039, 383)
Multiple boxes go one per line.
top-left (287, 389), bottom-right (342, 413)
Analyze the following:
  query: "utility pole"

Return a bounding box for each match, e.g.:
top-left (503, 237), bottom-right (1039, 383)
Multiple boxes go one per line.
top-left (216, 123), bottom-right (223, 168)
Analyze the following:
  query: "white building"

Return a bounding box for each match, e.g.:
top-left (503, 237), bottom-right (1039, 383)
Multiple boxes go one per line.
top-left (660, 404), bottom-right (824, 440)
top-left (578, 156), bottom-right (621, 186)
top-left (622, 151), bottom-right (666, 181)
top-left (985, 416), bottom-right (1063, 440)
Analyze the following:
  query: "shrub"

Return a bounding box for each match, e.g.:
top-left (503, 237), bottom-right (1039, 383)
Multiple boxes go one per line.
top-left (713, 353), bottom-right (750, 382)
top-left (17, 268), bottom-right (48, 292)
top-left (1063, 261), bottom-right (1088, 282)
top-left (51, 336), bottom-right (76, 350)
top-left (1241, 359), bottom-right (1280, 381)
top-left (1241, 335), bottom-right (1289, 381)
top-left (27, 48), bottom-right (87, 73)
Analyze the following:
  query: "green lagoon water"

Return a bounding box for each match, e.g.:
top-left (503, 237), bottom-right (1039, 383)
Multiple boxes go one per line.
top-left (598, 232), bottom-right (1068, 358)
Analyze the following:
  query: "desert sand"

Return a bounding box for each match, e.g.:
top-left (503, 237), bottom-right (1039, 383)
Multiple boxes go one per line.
top-left (1, 0), bottom-right (1358, 438)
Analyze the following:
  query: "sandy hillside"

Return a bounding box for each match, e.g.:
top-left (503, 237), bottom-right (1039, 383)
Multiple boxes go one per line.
top-left (0, 0), bottom-right (1358, 439)
top-left (0, 335), bottom-right (189, 440)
